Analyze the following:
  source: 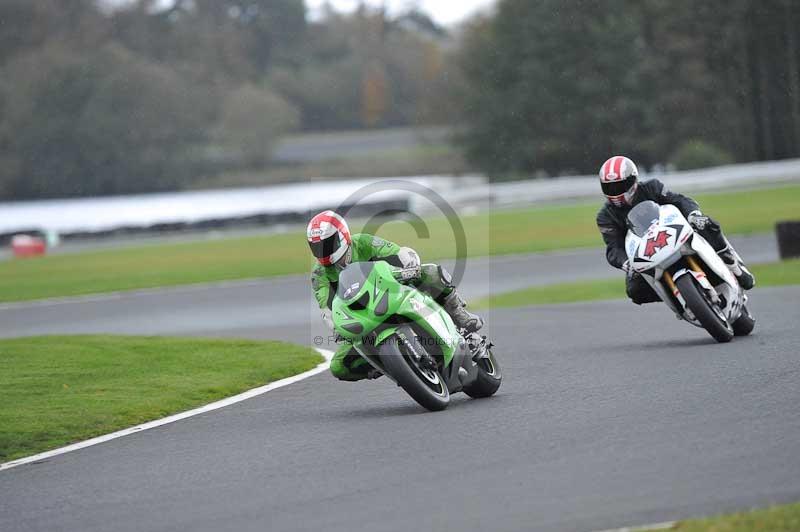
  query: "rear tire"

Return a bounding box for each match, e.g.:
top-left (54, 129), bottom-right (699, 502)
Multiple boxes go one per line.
top-left (676, 274), bottom-right (734, 343)
top-left (463, 349), bottom-right (502, 399)
top-left (379, 332), bottom-right (450, 412)
top-left (733, 304), bottom-right (756, 336)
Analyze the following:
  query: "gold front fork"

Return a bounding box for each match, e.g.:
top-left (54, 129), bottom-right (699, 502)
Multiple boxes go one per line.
top-left (685, 256), bottom-right (704, 275)
top-left (663, 271), bottom-right (678, 296)
top-left (666, 256), bottom-right (705, 298)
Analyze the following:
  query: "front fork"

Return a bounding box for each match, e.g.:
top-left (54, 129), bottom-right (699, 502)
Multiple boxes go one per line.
top-left (465, 332), bottom-right (492, 362)
top-left (662, 255), bottom-right (717, 322)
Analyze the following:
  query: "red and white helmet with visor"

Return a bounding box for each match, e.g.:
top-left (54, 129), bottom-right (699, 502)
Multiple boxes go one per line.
top-left (599, 155), bottom-right (639, 207)
top-left (307, 210), bottom-right (352, 267)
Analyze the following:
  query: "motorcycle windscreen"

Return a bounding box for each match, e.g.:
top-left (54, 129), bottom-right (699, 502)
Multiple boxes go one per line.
top-left (627, 200), bottom-right (661, 237)
top-left (337, 262), bottom-right (376, 301)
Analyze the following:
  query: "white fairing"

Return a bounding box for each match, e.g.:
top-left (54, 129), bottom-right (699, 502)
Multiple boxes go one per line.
top-left (625, 204), bottom-right (689, 274)
top-left (625, 204), bottom-right (743, 327)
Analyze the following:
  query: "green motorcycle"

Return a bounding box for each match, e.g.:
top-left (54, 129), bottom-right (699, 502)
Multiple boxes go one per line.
top-left (332, 261), bottom-right (502, 411)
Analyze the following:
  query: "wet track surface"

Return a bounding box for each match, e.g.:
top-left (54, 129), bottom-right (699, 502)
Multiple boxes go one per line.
top-left (1, 234), bottom-right (798, 532)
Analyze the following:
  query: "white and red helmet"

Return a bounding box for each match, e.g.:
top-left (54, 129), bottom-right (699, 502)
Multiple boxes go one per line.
top-left (307, 210), bottom-right (352, 267)
top-left (599, 155), bottom-right (639, 207)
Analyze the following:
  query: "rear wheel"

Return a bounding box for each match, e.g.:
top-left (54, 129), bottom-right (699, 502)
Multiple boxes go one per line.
top-left (379, 332), bottom-right (449, 412)
top-left (463, 348), bottom-right (502, 399)
top-left (676, 274), bottom-right (734, 343)
top-left (733, 304), bottom-right (756, 336)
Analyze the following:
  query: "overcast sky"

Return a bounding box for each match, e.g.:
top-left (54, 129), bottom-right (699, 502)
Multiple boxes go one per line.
top-left (106, 1), bottom-right (497, 26)
top-left (305, 0), bottom-right (496, 25)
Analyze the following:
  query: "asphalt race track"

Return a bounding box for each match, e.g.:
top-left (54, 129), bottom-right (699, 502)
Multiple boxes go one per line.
top-left (1, 234), bottom-right (799, 532)
top-left (0, 234), bottom-right (776, 340)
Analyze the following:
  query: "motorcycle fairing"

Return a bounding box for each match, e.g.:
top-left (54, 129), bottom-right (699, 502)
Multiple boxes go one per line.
top-left (625, 203), bottom-right (744, 326)
top-left (626, 205), bottom-right (690, 273)
top-left (332, 261), bottom-right (459, 367)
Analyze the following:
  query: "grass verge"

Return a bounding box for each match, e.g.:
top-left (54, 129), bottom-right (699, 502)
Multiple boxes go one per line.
top-left (0, 335), bottom-right (323, 463)
top-left (474, 259), bottom-right (800, 309)
top-left (1, 185), bottom-right (799, 302)
top-left (672, 501), bottom-right (800, 531)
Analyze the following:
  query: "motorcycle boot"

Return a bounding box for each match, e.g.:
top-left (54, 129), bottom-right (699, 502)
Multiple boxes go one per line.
top-left (718, 243), bottom-right (755, 290)
top-left (442, 290), bottom-right (484, 333)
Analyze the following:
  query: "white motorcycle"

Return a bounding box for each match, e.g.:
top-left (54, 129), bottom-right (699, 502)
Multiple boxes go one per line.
top-left (625, 201), bottom-right (755, 342)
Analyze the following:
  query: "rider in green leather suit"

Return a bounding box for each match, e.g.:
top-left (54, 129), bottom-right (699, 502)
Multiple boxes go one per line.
top-left (307, 211), bottom-right (483, 381)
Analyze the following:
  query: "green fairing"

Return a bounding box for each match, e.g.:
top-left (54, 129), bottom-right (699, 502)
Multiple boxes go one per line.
top-left (311, 233), bottom-right (401, 310)
top-left (332, 261), bottom-right (459, 368)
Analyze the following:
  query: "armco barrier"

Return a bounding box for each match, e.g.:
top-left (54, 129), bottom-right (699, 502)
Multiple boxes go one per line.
top-left (440, 158), bottom-right (800, 212)
top-left (2, 160), bottom-right (799, 241)
top-left (0, 199), bottom-right (411, 245)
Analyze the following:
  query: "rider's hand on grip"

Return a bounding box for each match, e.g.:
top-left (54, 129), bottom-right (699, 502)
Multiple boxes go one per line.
top-left (687, 210), bottom-right (709, 231)
top-left (393, 265), bottom-right (421, 282)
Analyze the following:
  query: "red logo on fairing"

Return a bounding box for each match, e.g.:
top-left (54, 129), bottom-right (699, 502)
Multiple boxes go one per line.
top-left (644, 230), bottom-right (670, 258)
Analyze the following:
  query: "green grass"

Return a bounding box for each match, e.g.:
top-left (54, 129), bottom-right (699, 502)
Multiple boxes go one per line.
top-left (474, 259), bottom-right (800, 309)
top-left (0, 335), bottom-right (323, 463)
top-left (1, 185), bottom-right (799, 302)
top-left (474, 278), bottom-right (624, 309)
top-left (673, 501), bottom-right (800, 531)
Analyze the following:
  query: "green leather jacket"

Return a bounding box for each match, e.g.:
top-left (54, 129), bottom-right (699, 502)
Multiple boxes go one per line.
top-left (311, 233), bottom-right (404, 310)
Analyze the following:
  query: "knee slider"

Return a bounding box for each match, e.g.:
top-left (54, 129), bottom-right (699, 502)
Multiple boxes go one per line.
top-left (424, 264), bottom-right (455, 290)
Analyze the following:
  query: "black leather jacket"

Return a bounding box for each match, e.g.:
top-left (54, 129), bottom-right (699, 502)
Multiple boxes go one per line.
top-left (596, 178), bottom-right (700, 269)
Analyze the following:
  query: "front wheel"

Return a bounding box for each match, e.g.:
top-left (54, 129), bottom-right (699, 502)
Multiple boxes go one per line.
top-left (379, 333), bottom-right (450, 412)
top-left (463, 348), bottom-right (502, 399)
top-left (675, 274), bottom-right (734, 343)
top-left (733, 304), bottom-right (756, 336)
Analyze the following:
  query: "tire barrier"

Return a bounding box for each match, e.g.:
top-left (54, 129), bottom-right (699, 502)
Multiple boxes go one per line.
top-left (776, 221), bottom-right (800, 259)
top-left (11, 234), bottom-right (47, 257)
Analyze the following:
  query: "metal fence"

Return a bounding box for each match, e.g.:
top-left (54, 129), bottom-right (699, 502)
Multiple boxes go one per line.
top-left (436, 158), bottom-right (800, 212)
top-left (2, 158), bottom-right (799, 242)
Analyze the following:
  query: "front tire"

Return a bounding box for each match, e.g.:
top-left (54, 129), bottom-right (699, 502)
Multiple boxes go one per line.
top-left (463, 349), bottom-right (502, 399)
top-left (379, 333), bottom-right (450, 412)
top-left (733, 304), bottom-right (756, 336)
top-left (676, 274), bottom-right (734, 343)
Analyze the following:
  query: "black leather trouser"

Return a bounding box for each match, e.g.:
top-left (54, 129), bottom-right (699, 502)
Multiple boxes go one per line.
top-left (626, 272), bottom-right (661, 305)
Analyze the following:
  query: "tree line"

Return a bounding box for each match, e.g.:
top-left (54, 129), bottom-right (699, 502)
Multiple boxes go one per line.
top-left (457, 0), bottom-right (800, 178)
top-left (1, 0), bottom-right (798, 199)
top-left (0, 0), bottom-right (453, 199)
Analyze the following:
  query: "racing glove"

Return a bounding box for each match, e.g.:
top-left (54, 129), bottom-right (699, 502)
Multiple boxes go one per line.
top-left (687, 210), bottom-right (710, 231)
top-left (392, 265), bottom-right (422, 282)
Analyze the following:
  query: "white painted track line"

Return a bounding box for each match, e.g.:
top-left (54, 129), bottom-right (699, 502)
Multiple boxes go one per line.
top-left (0, 348), bottom-right (333, 472)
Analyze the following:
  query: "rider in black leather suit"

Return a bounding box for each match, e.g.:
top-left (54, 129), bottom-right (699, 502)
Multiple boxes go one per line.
top-left (596, 155), bottom-right (755, 304)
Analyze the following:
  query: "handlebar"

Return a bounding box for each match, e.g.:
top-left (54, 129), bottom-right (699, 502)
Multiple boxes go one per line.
top-left (392, 265), bottom-right (421, 282)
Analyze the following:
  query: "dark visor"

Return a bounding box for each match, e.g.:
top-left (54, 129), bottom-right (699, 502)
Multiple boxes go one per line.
top-left (308, 233), bottom-right (341, 259)
top-left (601, 174), bottom-right (636, 197)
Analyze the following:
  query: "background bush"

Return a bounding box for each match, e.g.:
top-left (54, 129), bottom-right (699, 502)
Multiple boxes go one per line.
top-left (670, 140), bottom-right (735, 171)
